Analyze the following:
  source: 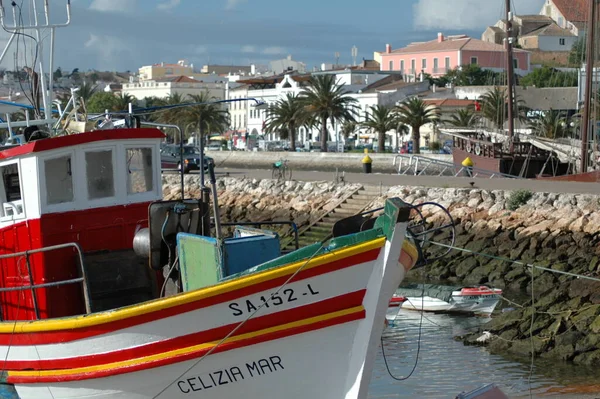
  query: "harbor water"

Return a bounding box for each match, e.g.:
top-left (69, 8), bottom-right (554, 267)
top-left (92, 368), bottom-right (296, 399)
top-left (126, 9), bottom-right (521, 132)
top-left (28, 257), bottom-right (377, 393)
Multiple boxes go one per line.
top-left (368, 308), bottom-right (600, 398)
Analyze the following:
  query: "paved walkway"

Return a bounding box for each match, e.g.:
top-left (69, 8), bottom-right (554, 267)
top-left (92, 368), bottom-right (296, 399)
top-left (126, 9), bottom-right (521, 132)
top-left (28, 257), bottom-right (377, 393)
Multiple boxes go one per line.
top-left (213, 168), bottom-right (600, 195)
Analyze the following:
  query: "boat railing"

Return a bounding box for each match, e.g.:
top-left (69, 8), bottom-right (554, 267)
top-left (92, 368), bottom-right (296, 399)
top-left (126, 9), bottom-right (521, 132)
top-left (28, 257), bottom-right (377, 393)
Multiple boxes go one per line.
top-left (0, 242), bottom-right (90, 319)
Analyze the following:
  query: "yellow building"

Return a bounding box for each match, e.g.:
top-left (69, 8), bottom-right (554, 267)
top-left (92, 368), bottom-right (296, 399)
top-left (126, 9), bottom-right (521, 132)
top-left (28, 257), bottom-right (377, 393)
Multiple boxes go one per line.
top-left (138, 60), bottom-right (193, 81)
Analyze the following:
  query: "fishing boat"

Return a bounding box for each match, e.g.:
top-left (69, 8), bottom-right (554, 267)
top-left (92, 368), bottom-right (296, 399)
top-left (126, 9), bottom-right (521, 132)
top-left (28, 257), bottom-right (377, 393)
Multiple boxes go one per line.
top-left (446, 0), bottom-right (596, 180)
top-left (387, 284), bottom-right (502, 317)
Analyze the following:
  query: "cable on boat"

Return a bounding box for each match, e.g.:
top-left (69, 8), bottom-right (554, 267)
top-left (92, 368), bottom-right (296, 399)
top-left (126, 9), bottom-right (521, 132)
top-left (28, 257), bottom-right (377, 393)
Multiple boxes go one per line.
top-left (151, 241), bottom-right (328, 399)
top-left (428, 241), bottom-right (600, 283)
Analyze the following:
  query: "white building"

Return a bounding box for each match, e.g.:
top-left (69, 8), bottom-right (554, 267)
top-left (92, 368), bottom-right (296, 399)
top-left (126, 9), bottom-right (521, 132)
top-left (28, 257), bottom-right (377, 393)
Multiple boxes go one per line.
top-left (122, 76), bottom-right (228, 100)
top-left (237, 69), bottom-right (430, 150)
top-left (269, 55), bottom-right (307, 75)
top-left (228, 83), bottom-right (249, 132)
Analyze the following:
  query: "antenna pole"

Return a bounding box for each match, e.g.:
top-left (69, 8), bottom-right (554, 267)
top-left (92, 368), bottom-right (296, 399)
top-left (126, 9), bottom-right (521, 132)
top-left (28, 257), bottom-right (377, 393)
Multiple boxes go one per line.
top-left (505, 0), bottom-right (516, 153)
top-left (581, 0), bottom-right (596, 173)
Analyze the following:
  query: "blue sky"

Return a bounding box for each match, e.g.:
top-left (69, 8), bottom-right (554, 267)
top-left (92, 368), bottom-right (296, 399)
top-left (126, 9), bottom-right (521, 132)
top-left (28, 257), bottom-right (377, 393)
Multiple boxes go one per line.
top-left (0, 0), bottom-right (545, 72)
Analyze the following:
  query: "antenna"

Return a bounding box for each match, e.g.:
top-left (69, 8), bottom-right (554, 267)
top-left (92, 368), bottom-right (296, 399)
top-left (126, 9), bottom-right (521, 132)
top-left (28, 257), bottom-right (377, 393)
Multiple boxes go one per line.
top-left (335, 52), bottom-right (340, 66)
top-left (0, 0), bottom-right (72, 131)
top-left (352, 45), bottom-right (358, 66)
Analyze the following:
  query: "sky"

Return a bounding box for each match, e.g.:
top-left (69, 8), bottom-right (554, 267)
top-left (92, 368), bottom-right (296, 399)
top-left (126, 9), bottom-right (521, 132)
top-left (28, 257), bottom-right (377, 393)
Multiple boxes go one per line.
top-left (0, 0), bottom-right (545, 73)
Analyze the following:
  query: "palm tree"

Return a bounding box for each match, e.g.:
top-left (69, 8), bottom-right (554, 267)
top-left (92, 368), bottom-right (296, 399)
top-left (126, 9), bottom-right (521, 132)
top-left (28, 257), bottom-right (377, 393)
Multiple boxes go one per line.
top-left (300, 75), bottom-right (358, 152)
top-left (113, 93), bottom-right (137, 112)
top-left (264, 93), bottom-right (306, 151)
top-left (184, 92), bottom-right (230, 144)
top-left (443, 107), bottom-right (480, 128)
top-left (78, 81), bottom-right (98, 105)
top-left (156, 93), bottom-right (187, 142)
top-left (528, 109), bottom-right (566, 139)
top-left (479, 87), bottom-right (528, 130)
top-left (341, 121), bottom-right (357, 139)
top-left (395, 97), bottom-right (440, 155)
top-left (361, 105), bottom-right (397, 153)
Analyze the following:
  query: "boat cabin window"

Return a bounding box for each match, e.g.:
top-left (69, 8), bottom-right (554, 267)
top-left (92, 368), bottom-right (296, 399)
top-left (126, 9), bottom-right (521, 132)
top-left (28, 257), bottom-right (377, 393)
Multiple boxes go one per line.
top-left (0, 163), bottom-right (24, 219)
top-left (85, 149), bottom-right (115, 200)
top-left (126, 147), bottom-right (154, 194)
top-left (44, 155), bottom-right (74, 205)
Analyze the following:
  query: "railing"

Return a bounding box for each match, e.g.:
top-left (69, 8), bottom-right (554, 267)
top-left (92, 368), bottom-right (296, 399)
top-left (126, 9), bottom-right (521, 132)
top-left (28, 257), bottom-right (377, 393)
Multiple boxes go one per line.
top-left (214, 221), bottom-right (300, 251)
top-left (0, 243), bottom-right (91, 319)
top-left (392, 154), bottom-right (523, 179)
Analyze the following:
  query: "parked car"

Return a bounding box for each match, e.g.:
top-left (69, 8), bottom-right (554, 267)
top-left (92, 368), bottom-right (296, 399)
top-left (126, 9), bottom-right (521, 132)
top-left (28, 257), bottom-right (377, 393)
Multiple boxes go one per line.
top-left (160, 144), bottom-right (214, 174)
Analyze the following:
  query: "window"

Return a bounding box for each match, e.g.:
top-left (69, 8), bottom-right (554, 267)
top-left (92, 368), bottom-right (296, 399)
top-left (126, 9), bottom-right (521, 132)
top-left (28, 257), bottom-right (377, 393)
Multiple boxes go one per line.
top-left (400, 60), bottom-right (405, 73)
top-left (0, 163), bottom-right (23, 219)
top-left (470, 57), bottom-right (478, 65)
top-left (559, 38), bottom-right (566, 45)
top-left (513, 58), bottom-right (519, 69)
top-left (422, 58), bottom-right (427, 69)
top-left (126, 148), bottom-right (154, 195)
top-left (433, 58), bottom-right (439, 73)
top-left (86, 150), bottom-right (115, 200)
top-left (389, 60), bottom-right (394, 70)
top-left (445, 57), bottom-right (451, 70)
top-left (45, 155), bottom-right (73, 205)
top-left (411, 59), bottom-right (416, 74)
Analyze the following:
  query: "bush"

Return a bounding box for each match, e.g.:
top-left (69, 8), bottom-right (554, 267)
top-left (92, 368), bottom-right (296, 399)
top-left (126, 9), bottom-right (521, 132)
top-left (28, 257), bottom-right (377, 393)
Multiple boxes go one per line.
top-left (429, 141), bottom-right (442, 152)
top-left (507, 189), bottom-right (533, 211)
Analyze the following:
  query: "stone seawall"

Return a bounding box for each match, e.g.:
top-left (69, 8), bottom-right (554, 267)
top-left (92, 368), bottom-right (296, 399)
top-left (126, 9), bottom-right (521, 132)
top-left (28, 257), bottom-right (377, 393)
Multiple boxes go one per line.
top-left (206, 150), bottom-right (453, 174)
top-left (162, 174), bottom-right (600, 365)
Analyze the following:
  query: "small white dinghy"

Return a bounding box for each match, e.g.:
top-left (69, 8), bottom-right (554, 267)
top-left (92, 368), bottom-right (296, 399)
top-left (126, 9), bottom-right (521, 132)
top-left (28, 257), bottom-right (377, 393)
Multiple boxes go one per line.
top-left (387, 284), bottom-right (502, 318)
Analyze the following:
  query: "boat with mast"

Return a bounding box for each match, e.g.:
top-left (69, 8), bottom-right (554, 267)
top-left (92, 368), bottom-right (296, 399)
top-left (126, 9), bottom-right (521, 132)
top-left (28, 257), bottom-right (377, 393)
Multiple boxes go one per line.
top-left (446, 0), bottom-right (596, 179)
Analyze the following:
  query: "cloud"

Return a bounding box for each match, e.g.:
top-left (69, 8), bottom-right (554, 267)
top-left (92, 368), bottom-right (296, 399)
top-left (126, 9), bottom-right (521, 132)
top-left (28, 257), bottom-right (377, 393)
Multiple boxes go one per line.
top-left (193, 45), bottom-right (208, 54)
top-left (225, 0), bottom-right (246, 10)
top-left (90, 0), bottom-right (136, 13)
top-left (84, 34), bottom-right (130, 70)
top-left (262, 47), bottom-right (286, 55)
top-left (413, 0), bottom-right (545, 30)
top-left (157, 0), bottom-right (181, 10)
top-left (241, 45), bottom-right (257, 53)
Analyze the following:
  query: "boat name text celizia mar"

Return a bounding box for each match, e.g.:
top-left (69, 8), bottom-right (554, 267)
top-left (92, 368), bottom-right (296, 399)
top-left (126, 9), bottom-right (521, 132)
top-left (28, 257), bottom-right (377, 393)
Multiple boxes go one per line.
top-left (177, 355), bottom-right (284, 393)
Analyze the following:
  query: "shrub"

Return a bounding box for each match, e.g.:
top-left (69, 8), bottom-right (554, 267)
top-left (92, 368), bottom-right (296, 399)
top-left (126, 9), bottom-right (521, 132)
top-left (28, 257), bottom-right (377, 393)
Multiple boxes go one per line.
top-left (429, 141), bottom-right (442, 152)
top-left (506, 189), bottom-right (533, 211)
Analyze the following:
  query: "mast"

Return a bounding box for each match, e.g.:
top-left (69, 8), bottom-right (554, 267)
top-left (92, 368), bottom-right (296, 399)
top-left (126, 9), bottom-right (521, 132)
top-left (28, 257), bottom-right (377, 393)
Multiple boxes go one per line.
top-left (505, 0), bottom-right (516, 153)
top-left (580, 0), bottom-right (596, 174)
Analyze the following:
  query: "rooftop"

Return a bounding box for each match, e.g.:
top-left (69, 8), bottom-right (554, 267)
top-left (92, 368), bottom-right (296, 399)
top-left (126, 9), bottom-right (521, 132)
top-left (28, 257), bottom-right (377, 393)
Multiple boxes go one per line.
top-left (550, 0), bottom-right (588, 23)
top-left (522, 23), bottom-right (576, 38)
top-left (384, 35), bottom-right (530, 55)
top-left (423, 98), bottom-right (477, 108)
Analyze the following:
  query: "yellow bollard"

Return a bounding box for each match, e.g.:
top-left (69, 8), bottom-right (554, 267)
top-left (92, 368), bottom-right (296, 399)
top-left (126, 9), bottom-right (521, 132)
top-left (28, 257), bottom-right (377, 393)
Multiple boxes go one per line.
top-left (362, 148), bottom-right (372, 174)
top-left (461, 157), bottom-right (473, 177)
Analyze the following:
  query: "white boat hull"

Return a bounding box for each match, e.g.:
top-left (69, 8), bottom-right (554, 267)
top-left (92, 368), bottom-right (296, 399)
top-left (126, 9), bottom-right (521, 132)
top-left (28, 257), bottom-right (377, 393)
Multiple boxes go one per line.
top-left (4, 213), bottom-right (417, 399)
top-left (401, 295), bottom-right (500, 315)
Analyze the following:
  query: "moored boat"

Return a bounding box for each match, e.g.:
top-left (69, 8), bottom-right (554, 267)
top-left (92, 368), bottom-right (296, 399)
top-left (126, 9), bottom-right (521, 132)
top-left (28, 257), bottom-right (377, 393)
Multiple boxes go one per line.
top-left (388, 284), bottom-right (502, 316)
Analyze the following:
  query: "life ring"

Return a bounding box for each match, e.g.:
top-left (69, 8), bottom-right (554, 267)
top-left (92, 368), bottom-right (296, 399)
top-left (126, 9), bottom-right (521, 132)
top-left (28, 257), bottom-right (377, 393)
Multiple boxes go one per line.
top-left (465, 142), bottom-right (472, 153)
top-left (474, 143), bottom-right (482, 156)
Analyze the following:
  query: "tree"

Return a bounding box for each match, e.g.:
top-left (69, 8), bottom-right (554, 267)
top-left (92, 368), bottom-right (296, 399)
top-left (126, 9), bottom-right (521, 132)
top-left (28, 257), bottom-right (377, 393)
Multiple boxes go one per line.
top-left (395, 97), bottom-right (440, 155)
top-left (445, 64), bottom-right (499, 86)
top-left (184, 92), bottom-right (230, 143)
top-left (479, 87), bottom-right (528, 129)
top-left (86, 92), bottom-right (121, 113)
top-left (520, 66), bottom-right (577, 88)
top-left (443, 107), bottom-right (480, 127)
top-left (155, 93), bottom-right (188, 141)
top-left (264, 93), bottom-right (306, 151)
top-left (113, 93), bottom-right (138, 112)
top-left (70, 68), bottom-right (80, 82)
top-left (53, 67), bottom-right (62, 81)
top-left (528, 109), bottom-right (566, 139)
top-left (341, 121), bottom-right (357, 139)
top-left (360, 105), bottom-right (397, 153)
top-left (300, 74), bottom-right (358, 152)
top-left (569, 38), bottom-right (585, 66)
top-left (78, 81), bottom-right (99, 106)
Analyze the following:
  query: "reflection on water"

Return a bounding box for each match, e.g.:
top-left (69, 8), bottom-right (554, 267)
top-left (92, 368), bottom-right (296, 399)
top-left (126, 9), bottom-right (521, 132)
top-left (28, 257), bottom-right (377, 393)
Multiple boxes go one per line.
top-left (369, 309), bottom-right (600, 399)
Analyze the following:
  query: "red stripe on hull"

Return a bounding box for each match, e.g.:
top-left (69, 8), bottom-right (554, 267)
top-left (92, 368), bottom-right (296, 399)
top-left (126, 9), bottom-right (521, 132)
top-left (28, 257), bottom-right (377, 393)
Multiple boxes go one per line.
top-left (4, 290), bottom-right (366, 371)
top-left (0, 248), bottom-right (380, 345)
top-left (8, 309), bottom-right (366, 383)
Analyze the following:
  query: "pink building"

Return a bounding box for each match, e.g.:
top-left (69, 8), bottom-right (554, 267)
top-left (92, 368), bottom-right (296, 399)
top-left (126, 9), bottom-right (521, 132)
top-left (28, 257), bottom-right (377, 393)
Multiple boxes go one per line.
top-left (378, 33), bottom-right (531, 79)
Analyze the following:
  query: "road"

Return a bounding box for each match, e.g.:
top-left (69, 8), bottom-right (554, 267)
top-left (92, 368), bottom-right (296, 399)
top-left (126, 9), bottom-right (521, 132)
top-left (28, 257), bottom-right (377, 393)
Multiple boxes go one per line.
top-left (166, 168), bottom-right (600, 195)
